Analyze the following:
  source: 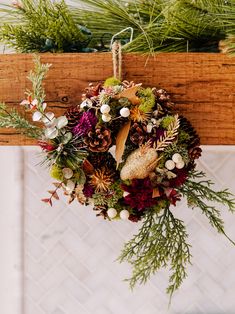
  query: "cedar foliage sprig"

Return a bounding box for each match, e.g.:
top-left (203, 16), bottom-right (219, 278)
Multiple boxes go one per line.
top-left (179, 170), bottom-right (235, 244)
top-left (0, 102), bottom-right (42, 139)
top-left (27, 56), bottom-right (51, 105)
top-left (118, 207), bottom-right (191, 297)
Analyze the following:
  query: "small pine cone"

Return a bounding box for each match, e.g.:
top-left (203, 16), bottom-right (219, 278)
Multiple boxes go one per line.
top-left (84, 126), bottom-right (112, 152)
top-left (189, 146), bottom-right (202, 160)
top-left (88, 152), bottom-right (116, 169)
top-left (64, 105), bottom-right (81, 130)
top-left (130, 122), bottom-right (148, 145)
top-left (152, 88), bottom-right (173, 113)
top-left (179, 116), bottom-right (200, 148)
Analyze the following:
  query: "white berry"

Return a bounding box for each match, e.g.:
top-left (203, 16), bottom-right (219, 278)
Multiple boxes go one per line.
top-left (120, 210), bottom-right (130, 220)
top-left (107, 208), bottom-right (117, 219)
top-left (176, 161), bottom-right (185, 169)
top-left (65, 180), bottom-right (75, 194)
top-left (172, 153), bottom-right (183, 164)
top-left (165, 160), bottom-right (175, 171)
top-left (80, 100), bottom-right (87, 109)
top-left (120, 107), bottom-right (130, 118)
top-left (100, 104), bottom-right (110, 114)
top-left (102, 114), bottom-right (112, 122)
top-left (62, 168), bottom-right (73, 179)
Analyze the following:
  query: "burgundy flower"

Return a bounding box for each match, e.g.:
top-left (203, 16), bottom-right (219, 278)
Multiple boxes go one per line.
top-left (128, 214), bottom-right (141, 223)
top-left (122, 178), bottom-right (157, 211)
top-left (169, 169), bottom-right (188, 188)
top-left (73, 110), bottom-right (98, 136)
top-left (83, 183), bottom-right (95, 198)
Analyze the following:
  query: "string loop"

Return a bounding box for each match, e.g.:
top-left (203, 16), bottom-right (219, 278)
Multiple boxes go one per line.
top-left (112, 40), bottom-right (122, 80)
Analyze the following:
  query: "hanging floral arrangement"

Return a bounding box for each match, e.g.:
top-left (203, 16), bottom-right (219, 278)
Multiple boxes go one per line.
top-left (0, 54), bottom-right (234, 299)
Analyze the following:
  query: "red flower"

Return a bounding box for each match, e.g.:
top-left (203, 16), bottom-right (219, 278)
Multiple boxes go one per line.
top-left (121, 178), bottom-right (157, 211)
top-left (38, 140), bottom-right (56, 152)
top-left (165, 188), bottom-right (181, 206)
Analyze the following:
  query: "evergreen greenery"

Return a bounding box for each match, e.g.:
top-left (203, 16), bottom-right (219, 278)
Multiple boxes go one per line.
top-left (0, 0), bottom-right (92, 52)
top-left (118, 207), bottom-right (191, 298)
top-left (179, 170), bottom-right (235, 244)
top-left (0, 102), bottom-right (42, 139)
top-left (1, 0), bottom-right (234, 53)
top-left (27, 56), bottom-right (51, 105)
top-left (72, 0), bottom-right (229, 52)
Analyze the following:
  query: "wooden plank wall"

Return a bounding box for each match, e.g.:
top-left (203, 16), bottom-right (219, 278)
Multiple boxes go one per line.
top-left (0, 53), bottom-right (235, 145)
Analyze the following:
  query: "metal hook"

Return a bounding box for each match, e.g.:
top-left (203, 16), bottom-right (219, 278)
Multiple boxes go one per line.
top-left (110, 27), bottom-right (134, 50)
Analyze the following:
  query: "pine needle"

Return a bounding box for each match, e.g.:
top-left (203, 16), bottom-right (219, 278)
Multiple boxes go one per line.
top-left (0, 102), bottom-right (42, 139)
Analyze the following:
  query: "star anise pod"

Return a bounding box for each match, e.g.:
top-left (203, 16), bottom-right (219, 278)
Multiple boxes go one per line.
top-left (90, 167), bottom-right (114, 193)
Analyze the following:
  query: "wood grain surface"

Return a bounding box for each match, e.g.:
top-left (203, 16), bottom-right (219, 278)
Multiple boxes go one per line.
top-left (0, 53), bottom-right (235, 145)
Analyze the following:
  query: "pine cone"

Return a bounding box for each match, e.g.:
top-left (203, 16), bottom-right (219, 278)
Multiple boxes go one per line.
top-left (64, 105), bottom-right (81, 130)
top-left (189, 146), bottom-right (202, 160)
top-left (84, 126), bottom-right (112, 152)
top-left (152, 88), bottom-right (173, 114)
top-left (130, 122), bottom-right (148, 145)
top-left (88, 152), bottom-right (116, 169)
top-left (179, 116), bottom-right (200, 149)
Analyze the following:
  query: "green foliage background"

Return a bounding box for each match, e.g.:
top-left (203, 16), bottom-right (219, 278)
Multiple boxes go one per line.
top-left (1, 0), bottom-right (235, 53)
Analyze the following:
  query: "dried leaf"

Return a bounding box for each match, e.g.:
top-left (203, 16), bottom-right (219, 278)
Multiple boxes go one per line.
top-left (83, 159), bottom-right (94, 174)
top-left (115, 121), bottom-right (131, 169)
top-left (48, 199), bottom-right (53, 206)
top-left (48, 190), bottom-right (55, 195)
top-left (116, 85), bottom-right (141, 105)
top-left (68, 195), bottom-right (75, 204)
top-left (156, 114), bottom-right (180, 151)
top-left (53, 182), bottom-right (61, 188)
top-left (52, 191), bottom-right (59, 200)
top-left (41, 198), bottom-right (50, 203)
top-left (152, 188), bottom-right (160, 198)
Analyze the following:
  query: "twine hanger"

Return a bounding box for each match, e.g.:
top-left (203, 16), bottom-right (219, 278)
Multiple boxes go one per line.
top-left (110, 27), bottom-right (134, 81)
top-left (112, 41), bottom-right (122, 81)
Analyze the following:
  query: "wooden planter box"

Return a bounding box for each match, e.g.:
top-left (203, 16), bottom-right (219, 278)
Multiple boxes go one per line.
top-left (0, 52), bottom-right (235, 145)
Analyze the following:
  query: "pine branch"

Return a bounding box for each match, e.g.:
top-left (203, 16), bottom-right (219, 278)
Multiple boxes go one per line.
top-left (0, 0), bottom-right (91, 53)
top-left (0, 102), bottom-right (42, 139)
top-left (179, 170), bottom-right (235, 245)
top-left (118, 207), bottom-right (191, 297)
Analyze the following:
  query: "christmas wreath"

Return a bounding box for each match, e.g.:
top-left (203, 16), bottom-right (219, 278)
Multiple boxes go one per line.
top-left (0, 55), bottom-right (235, 298)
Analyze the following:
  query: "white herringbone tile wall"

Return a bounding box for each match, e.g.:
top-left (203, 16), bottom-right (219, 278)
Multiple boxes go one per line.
top-left (22, 146), bottom-right (235, 314)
